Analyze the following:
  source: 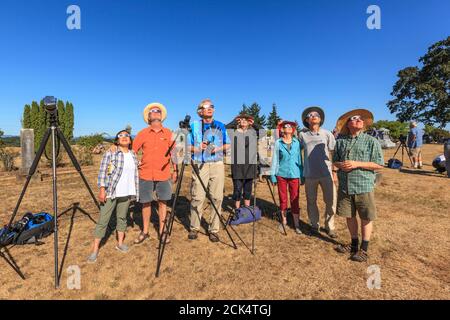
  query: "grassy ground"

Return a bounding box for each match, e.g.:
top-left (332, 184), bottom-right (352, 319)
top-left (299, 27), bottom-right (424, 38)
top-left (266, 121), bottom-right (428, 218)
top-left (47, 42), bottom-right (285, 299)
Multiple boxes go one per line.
top-left (0, 144), bottom-right (449, 300)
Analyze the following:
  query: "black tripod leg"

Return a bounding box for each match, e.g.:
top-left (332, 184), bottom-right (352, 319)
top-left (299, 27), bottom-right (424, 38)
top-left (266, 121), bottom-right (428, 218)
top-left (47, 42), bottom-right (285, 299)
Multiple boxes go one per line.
top-left (266, 178), bottom-right (287, 236)
top-left (191, 161), bottom-right (238, 249)
top-left (155, 162), bottom-right (186, 277)
top-left (56, 128), bottom-right (99, 210)
top-left (5, 128), bottom-right (52, 230)
top-left (0, 247), bottom-right (26, 280)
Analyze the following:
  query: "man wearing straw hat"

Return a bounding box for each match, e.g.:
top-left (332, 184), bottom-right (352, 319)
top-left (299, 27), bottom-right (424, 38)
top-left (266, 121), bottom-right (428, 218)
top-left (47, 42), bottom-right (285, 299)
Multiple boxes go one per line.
top-left (299, 106), bottom-right (338, 238)
top-left (332, 109), bottom-right (384, 262)
top-left (188, 98), bottom-right (230, 243)
top-left (132, 103), bottom-right (178, 245)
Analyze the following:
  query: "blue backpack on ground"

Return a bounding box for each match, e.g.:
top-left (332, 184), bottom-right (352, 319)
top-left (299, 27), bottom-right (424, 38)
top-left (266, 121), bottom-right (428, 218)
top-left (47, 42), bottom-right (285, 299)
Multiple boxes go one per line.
top-left (229, 206), bottom-right (262, 225)
top-left (387, 158), bottom-right (403, 169)
top-left (0, 212), bottom-right (54, 246)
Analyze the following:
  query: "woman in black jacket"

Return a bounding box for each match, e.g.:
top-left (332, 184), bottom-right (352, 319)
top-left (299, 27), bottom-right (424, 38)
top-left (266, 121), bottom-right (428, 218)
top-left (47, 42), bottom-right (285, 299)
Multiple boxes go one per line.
top-left (230, 113), bottom-right (259, 210)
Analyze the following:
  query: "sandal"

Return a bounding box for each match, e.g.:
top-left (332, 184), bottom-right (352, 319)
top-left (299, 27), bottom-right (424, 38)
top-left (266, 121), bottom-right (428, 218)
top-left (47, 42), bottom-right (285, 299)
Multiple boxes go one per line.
top-left (351, 250), bottom-right (369, 262)
top-left (134, 232), bottom-right (150, 244)
top-left (335, 244), bottom-right (357, 254)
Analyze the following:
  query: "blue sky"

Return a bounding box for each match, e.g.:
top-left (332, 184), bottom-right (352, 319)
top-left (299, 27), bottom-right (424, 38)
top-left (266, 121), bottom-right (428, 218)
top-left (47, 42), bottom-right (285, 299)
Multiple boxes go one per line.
top-left (0, 0), bottom-right (449, 136)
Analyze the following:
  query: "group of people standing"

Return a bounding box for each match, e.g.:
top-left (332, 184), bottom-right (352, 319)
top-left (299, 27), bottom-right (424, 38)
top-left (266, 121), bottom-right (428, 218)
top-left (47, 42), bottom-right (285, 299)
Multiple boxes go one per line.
top-left (87, 99), bottom-right (384, 264)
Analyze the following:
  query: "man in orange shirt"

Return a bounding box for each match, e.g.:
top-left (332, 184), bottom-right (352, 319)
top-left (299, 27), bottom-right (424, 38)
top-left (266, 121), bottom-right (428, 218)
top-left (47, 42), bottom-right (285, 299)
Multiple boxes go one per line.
top-left (133, 103), bottom-right (178, 244)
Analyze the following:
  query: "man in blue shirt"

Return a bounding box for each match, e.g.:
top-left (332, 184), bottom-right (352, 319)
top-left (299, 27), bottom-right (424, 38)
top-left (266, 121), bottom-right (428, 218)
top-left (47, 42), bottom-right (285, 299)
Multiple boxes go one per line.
top-left (188, 98), bottom-right (230, 242)
top-left (407, 121), bottom-right (424, 169)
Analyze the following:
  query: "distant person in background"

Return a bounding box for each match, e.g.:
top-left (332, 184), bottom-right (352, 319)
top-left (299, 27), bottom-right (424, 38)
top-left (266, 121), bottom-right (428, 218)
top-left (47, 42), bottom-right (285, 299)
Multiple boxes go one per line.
top-left (407, 121), bottom-right (424, 169)
top-left (445, 138), bottom-right (450, 178)
top-left (230, 113), bottom-right (258, 210)
top-left (333, 109), bottom-right (384, 263)
top-left (299, 106), bottom-right (337, 238)
top-left (270, 120), bottom-right (304, 234)
top-left (88, 130), bottom-right (139, 263)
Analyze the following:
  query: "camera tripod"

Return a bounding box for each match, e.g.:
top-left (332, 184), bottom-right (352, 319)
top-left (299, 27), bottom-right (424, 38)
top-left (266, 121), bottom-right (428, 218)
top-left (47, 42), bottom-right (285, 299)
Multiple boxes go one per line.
top-left (1, 97), bottom-right (99, 288)
top-left (392, 139), bottom-right (414, 167)
top-left (155, 128), bottom-right (238, 277)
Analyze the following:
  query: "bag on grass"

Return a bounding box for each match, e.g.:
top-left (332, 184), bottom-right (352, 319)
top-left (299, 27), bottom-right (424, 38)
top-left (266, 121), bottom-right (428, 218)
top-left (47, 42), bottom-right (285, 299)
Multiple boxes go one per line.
top-left (5, 212), bottom-right (55, 245)
top-left (387, 158), bottom-right (402, 169)
top-left (229, 206), bottom-right (262, 225)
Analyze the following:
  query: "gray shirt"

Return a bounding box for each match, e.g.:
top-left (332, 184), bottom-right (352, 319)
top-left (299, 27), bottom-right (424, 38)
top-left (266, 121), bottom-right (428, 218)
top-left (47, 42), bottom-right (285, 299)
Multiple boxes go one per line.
top-left (299, 128), bottom-right (336, 179)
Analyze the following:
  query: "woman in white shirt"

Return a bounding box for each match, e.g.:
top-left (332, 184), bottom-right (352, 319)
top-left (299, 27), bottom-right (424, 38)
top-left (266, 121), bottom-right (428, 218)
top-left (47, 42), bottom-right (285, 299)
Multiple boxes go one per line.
top-left (87, 130), bottom-right (139, 263)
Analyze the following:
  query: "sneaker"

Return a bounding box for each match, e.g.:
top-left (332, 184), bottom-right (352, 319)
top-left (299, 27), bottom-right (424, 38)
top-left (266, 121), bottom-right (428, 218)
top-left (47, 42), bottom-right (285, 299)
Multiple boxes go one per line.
top-left (295, 227), bottom-right (302, 235)
top-left (87, 252), bottom-right (98, 263)
top-left (115, 244), bottom-right (129, 253)
top-left (209, 232), bottom-right (220, 243)
top-left (327, 229), bottom-right (338, 239)
top-left (188, 230), bottom-right (198, 240)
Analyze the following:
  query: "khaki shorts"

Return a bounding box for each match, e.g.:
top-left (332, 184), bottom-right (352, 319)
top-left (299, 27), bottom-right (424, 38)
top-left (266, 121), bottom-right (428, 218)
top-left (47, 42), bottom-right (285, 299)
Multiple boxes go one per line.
top-left (337, 190), bottom-right (377, 221)
top-left (409, 147), bottom-right (422, 158)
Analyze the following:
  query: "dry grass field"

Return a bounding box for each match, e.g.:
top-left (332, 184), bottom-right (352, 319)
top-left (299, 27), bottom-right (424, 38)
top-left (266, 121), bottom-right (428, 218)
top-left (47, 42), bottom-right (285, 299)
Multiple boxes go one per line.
top-left (0, 143), bottom-right (449, 300)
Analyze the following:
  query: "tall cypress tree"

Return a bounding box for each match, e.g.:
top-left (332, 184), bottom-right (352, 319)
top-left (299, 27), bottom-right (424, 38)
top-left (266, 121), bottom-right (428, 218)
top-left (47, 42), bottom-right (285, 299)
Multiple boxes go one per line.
top-left (57, 100), bottom-right (66, 135)
top-left (22, 104), bottom-right (32, 129)
top-left (30, 101), bottom-right (40, 150)
top-left (267, 103), bottom-right (282, 129)
top-left (247, 102), bottom-right (266, 128)
top-left (64, 102), bottom-right (74, 141)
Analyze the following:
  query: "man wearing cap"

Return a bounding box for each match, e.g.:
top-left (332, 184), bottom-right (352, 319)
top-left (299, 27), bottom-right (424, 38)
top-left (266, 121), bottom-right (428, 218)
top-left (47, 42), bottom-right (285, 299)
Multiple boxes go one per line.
top-left (407, 121), bottom-right (424, 169)
top-left (332, 109), bottom-right (384, 262)
top-left (299, 106), bottom-right (337, 238)
top-left (188, 98), bottom-right (230, 242)
top-left (132, 103), bottom-right (178, 245)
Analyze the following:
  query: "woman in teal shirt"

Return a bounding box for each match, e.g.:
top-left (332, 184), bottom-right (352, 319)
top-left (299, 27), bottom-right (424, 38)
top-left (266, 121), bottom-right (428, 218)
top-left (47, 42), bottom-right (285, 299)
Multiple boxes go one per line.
top-left (270, 121), bottom-right (304, 234)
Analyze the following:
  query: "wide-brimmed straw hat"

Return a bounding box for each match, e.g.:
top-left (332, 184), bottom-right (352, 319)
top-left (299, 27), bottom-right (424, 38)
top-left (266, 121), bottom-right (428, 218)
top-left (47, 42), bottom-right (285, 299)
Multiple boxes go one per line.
top-left (302, 106), bottom-right (325, 128)
top-left (234, 113), bottom-right (254, 123)
top-left (143, 102), bottom-right (167, 123)
top-left (335, 109), bottom-right (374, 136)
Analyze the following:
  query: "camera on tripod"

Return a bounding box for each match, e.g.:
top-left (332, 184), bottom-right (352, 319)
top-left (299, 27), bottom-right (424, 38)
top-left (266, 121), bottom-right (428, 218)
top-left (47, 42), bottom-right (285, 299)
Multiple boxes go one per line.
top-left (399, 134), bottom-right (407, 144)
top-left (179, 115), bottom-right (191, 130)
top-left (43, 96), bottom-right (58, 115)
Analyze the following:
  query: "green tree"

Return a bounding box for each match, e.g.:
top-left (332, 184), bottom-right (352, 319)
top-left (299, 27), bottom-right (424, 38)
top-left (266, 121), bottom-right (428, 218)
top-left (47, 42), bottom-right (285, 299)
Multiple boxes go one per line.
top-left (246, 102), bottom-right (266, 128)
top-left (388, 36), bottom-right (450, 128)
top-left (30, 101), bottom-right (41, 150)
top-left (371, 120), bottom-right (409, 140)
top-left (64, 102), bottom-right (74, 141)
top-left (22, 104), bottom-right (32, 129)
top-left (57, 100), bottom-right (66, 134)
top-left (267, 103), bottom-right (282, 129)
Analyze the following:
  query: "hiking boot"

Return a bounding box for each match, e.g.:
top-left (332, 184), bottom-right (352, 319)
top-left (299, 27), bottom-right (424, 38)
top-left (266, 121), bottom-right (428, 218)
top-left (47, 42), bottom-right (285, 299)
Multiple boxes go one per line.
top-left (309, 226), bottom-right (320, 237)
top-left (351, 250), bottom-right (369, 262)
top-left (209, 232), bottom-right (220, 243)
top-left (188, 230), bottom-right (198, 240)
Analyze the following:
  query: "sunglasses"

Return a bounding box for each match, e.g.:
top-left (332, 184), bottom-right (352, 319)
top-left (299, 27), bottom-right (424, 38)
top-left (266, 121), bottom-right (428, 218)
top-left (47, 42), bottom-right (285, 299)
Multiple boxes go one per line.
top-left (349, 115), bottom-right (364, 122)
top-left (283, 124), bottom-right (293, 129)
top-left (150, 109), bottom-right (162, 113)
top-left (307, 112), bottom-right (321, 118)
top-left (201, 104), bottom-right (215, 110)
top-left (117, 133), bottom-right (131, 138)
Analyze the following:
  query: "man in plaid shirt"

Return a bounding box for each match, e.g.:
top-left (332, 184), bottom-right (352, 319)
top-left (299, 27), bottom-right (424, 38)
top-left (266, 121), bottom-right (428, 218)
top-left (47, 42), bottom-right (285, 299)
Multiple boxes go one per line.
top-left (333, 109), bottom-right (384, 262)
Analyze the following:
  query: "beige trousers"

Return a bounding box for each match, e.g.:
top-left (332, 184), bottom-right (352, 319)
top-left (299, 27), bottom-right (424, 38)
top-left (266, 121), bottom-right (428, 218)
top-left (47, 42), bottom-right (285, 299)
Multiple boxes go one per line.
top-left (305, 175), bottom-right (336, 231)
top-left (190, 161), bottom-right (225, 234)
